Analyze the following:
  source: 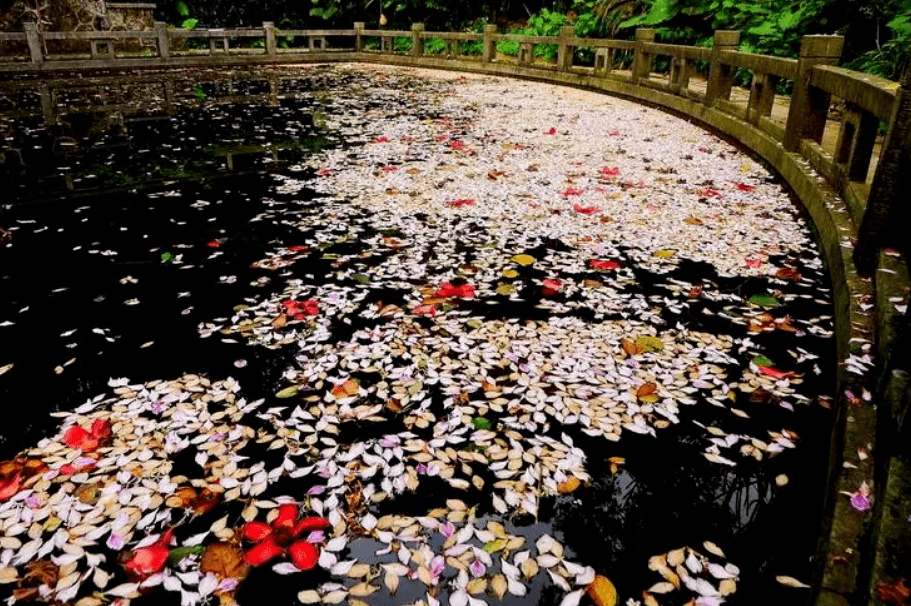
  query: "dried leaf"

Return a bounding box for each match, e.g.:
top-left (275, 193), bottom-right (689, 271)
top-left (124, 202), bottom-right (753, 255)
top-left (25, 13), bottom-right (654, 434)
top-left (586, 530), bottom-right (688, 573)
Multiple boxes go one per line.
top-left (200, 542), bottom-right (250, 582)
top-left (586, 575), bottom-right (618, 606)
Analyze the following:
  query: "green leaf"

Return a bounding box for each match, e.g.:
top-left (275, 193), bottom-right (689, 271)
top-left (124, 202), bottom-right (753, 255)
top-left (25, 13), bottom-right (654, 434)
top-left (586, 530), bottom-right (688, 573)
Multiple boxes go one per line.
top-left (747, 22), bottom-right (775, 35)
top-left (483, 538), bottom-right (509, 553)
top-left (275, 386), bottom-right (300, 399)
top-left (181, 18), bottom-right (198, 30)
top-left (471, 417), bottom-right (492, 430)
top-left (353, 274), bottom-right (370, 285)
top-left (167, 545), bottom-right (205, 566)
top-left (752, 355), bottom-right (774, 368)
top-left (160, 252), bottom-right (173, 263)
top-left (777, 8), bottom-right (803, 31)
top-left (176, 1), bottom-right (189, 17)
top-left (887, 14), bottom-right (911, 35)
top-left (748, 293), bottom-right (780, 308)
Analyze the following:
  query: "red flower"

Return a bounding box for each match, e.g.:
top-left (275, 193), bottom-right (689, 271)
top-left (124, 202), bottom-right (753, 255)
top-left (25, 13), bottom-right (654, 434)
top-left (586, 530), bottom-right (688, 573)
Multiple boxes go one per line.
top-left (449, 140), bottom-right (465, 150)
top-left (609, 130), bottom-right (620, 136)
top-left (243, 504), bottom-right (329, 570)
top-left (64, 419), bottom-right (112, 453)
top-left (282, 299), bottom-right (319, 320)
top-left (573, 204), bottom-right (600, 215)
top-left (600, 166), bottom-right (620, 177)
top-left (445, 199), bottom-right (475, 208)
top-left (413, 304), bottom-right (437, 317)
top-left (318, 168), bottom-right (332, 176)
top-left (372, 136), bottom-right (390, 143)
top-left (736, 182), bottom-right (755, 192)
top-left (542, 279), bottom-right (562, 296)
top-left (206, 239), bottom-right (222, 248)
top-left (0, 474), bottom-right (20, 501)
top-left (745, 258), bottom-right (762, 268)
top-left (124, 528), bottom-right (173, 581)
top-left (382, 165), bottom-right (399, 172)
top-left (434, 282), bottom-right (475, 299)
top-left (545, 127), bottom-right (556, 135)
top-left (590, 259), bottom-right (620, 271)
top-left (563, 187), bottom-right (584, 197)
top-left (287, 245), bottom-right (308, 253)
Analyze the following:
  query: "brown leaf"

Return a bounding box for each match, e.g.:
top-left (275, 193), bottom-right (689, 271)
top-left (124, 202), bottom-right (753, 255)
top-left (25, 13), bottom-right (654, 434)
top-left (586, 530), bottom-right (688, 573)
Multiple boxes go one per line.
top-left (876, 579), bottom-right (911, 605)
top-left (636, 383), bottom-right (658, 398)
top-left (200, 542), bottom-right (250, 584)
top-left (621, 339), bottom-right (644, 356)
top-left (272, 314), bottom-right (288, 329)
top-left (192, 488), bottom-right (221, 515)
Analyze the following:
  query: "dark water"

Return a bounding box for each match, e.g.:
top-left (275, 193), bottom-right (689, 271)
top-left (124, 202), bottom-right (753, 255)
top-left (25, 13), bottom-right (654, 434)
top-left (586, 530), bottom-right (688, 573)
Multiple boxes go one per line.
top-left (0, 67), bottom-right (834, 605)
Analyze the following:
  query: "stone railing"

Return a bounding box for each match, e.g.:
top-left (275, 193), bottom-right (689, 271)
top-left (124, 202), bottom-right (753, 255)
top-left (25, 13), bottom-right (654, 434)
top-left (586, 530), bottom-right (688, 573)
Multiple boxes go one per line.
top-left (2, 21), bottom-right (911, 606)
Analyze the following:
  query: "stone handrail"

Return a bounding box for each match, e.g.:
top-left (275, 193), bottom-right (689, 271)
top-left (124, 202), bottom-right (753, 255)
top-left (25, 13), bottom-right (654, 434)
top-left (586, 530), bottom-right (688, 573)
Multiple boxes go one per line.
top-left (2, 20), bottom-right (910, 606)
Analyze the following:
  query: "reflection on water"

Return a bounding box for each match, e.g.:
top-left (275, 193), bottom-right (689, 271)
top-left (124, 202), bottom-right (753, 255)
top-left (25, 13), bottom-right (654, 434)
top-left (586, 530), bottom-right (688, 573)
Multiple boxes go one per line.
top-left (0, 69), bottom-right (335, 202)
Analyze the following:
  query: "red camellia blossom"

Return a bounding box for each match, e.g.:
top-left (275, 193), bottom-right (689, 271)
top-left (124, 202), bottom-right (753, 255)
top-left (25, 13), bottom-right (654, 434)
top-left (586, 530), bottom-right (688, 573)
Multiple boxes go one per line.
top-left (449, 140), bottom-right (465, 150)
top-left (372, 135), bottom-right (390, 143)
top-left (573, 204), bottom-right (600, 215)
top-left (124, 528), bottom-right (173, 581)
top-left (590, 259), bottom-right (620, 271)
top-left (545, 127), bottom-right (556, 135)
top-left (287, 245), bottom-right (308, 253)
top-left (563, 187), bottom-right (584, 197)
top-left (243, 504), bottom-right (329, 570)
top-left (413, 304), bottom-right (437, 317)
top-left (600, 166), bottom-right (620, 177)
top-left (542, 279), bottom-right (562, 296)
top-left (736, 182), bottom-right (755, 192)
top-left (745, 258), bottom-right (762, 268)
top-left (435, 282), bottom-right (475, 299)
top-left (64, 419), bottom-right (112, 453)
top-left (0, 474), bottom-right (20, 501)
top-left (282, 299), bottom-right (319, 320)
top-left (445, 199), bottom-right (475, 208)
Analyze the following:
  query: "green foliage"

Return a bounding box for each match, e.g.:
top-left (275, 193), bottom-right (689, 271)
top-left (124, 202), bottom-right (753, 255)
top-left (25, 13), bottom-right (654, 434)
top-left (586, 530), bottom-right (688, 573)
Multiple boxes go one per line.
top-left (424, 38), bottom-right (447, 54)
top-left (393, 36), bottom-right (413, 53)
top-left (497, 39), bottom-right (520, 56)
top-left (181, 18), bottom-right (198, 30)
top-left (175, 1), bottom-right (190, 17)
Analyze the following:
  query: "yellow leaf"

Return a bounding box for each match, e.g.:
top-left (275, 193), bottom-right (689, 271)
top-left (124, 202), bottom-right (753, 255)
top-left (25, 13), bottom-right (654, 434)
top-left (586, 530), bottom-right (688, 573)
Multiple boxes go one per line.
top-left (654, 249), bottom-right (676, 259)
top-left (503, 269), bottom-right (519, 279)
top-left (274, 386), bottom-right (299, 399)
top-left (776, 575), bottom-right (810, 588)
top-left (635, 336), bottom-right (664, 352)
top-left (557, 476), bottom-right (581, 494)
top-left (511, 254), bottom-right (536, 266)
top-left (496, 284), bottom-right (517, 295)
top-left (586, 575), bottom-right (618, 606)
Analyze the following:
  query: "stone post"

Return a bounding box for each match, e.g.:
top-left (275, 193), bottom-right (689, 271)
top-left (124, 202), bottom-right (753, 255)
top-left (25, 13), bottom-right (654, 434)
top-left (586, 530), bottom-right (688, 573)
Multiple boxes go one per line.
top-left (38, 83), bottom-right (54, 124)
top-left (482, 24), bottom-right (497, 63)
top-left (746, 73), bottom-right (779, 125)
top-left (354, 22), bottom-right (364, 52)
top-left (264, 22), bottom-right (277, 58)
top-left (630, 28), bottom-right (655, 85)
top-left (854, 59), bottom-right (911, 273)
top-left (154, 22), bottom-right (170, 59)
top-left (782, 35), bottom-right (843, 151)
top-left (24, 22), bottom-right (43, 64)
top-left (411, 23), bottom-right (424, 58)
top-left (704, 30), bottom-right (740, 106)
top-left (557, 25), bottom-right (575, 71)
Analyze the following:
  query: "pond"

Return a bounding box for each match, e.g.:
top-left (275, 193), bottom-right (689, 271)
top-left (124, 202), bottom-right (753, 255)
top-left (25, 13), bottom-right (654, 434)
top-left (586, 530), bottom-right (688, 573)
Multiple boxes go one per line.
top-left (0, 64), bottom-right (836, 606)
